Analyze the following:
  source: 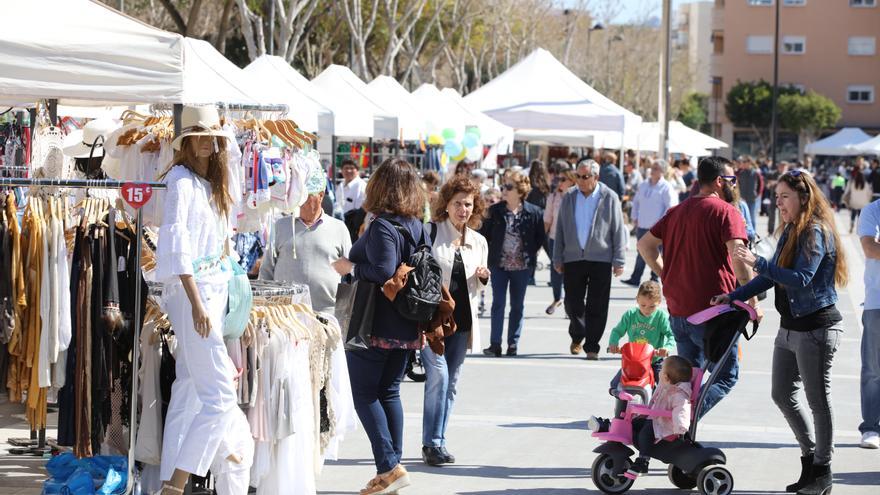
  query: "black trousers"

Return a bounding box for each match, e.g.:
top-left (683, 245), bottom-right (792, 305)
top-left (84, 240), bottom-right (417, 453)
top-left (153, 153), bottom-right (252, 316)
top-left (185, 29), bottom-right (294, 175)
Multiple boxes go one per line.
top-left (563, 260), bottom-right (612, 353)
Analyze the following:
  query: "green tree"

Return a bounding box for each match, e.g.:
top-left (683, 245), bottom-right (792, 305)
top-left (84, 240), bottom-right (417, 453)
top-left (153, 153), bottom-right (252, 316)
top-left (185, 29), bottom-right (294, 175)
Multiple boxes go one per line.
top-left (677, 92), bottom-right (708, 131)
top-left (725, 80), bottom-right (799, 153)
top-left (778, 90), bottom-right (842, 145)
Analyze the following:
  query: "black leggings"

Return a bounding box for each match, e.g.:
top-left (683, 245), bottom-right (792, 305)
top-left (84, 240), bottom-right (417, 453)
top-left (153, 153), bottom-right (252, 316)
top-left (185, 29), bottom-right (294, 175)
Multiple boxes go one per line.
top-left (851, 208), bottom-right (861, 224)
top-left (632, 418), bottom-right (658, 458)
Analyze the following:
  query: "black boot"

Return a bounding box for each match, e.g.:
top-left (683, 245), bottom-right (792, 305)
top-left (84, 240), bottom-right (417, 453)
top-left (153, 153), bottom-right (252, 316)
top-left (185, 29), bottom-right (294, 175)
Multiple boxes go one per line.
top-left (422, 446), bottom-right (446, 466)
top-left (786, 454), bottom-right (814, 492)
top-left (797, 464), bottom-right (832, 495)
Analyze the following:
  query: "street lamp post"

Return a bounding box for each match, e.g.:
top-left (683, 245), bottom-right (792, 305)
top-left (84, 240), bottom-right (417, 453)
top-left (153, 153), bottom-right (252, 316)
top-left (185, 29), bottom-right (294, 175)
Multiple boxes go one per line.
top-left (768, 0), bottom-right (781, 234)
top-left (658, 0), bottom-right (672, 160)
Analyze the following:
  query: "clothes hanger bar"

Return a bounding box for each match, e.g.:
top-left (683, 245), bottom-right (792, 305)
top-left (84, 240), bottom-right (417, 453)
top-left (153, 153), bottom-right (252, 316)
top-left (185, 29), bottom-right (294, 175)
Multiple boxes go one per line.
top-left (0, 177), bottom-right (166, 189)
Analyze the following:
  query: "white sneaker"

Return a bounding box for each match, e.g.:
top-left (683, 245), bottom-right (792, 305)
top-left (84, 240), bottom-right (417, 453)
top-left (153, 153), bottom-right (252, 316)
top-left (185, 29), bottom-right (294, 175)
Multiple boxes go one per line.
top-left (860, 431), bottom-right (880, 449)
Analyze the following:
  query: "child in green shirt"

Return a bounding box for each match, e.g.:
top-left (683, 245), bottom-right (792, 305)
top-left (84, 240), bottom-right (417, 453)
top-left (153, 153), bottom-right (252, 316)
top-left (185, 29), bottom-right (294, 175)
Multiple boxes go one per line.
top-left (607, 281), bottom-right (676, 390)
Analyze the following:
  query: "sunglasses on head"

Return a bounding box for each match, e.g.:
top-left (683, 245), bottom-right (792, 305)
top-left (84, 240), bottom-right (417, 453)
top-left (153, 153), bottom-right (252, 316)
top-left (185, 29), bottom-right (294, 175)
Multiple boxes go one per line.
top-left (786, 169), bottom-right (804, 177)
top-left (720, 175), bottom-right (737, 185)
top-left (502, 183), bottom-right (515, 191)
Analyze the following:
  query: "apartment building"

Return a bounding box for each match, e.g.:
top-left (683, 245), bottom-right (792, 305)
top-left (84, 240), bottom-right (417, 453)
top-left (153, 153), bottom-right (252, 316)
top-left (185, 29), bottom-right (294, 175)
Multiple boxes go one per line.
top-left (709, 0), bottom-right (880, 158)
top-left (675, 1), bottom-right (714, 95)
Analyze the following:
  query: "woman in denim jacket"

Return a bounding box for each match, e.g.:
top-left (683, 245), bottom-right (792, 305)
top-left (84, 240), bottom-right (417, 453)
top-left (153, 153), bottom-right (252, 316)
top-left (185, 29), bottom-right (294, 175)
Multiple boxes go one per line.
top-left (713, 170), bottom-right (848, 495)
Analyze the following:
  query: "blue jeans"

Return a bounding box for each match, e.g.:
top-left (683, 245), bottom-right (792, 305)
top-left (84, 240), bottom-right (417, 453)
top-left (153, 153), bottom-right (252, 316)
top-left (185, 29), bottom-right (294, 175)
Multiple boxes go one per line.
top-left (860, 310), bottom-right (880, 434)
top-left (629, 228), bottom-right (659, 283)
top-left (745, 197), bottom-right (760, 225)
top-left (346, 347), bottom-right (409, 473)
top-left (670, 316), bottom-right (740, 418)
top-left (489, 267), bottom-right (530, 347)
top-left (422, 331), bottom-right (469, 447)
top-left (548, 239), bottom-right (563, 301)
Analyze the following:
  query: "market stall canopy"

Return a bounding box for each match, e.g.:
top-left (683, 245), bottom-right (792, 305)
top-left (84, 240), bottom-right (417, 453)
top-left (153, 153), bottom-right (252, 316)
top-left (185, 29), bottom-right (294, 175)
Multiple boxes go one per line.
top-left (463, 48), bottom-right (641, 138)
top-left (411, 84), bottom-right (468, 138)
top-left (365, 76), bottom-right (428, 141)
top-left (313, 65), bottom-right (397, 140)
top-left (182, 38), bottom-right (282, 109)
top-left (440, 88), bottom-right (514, 154)
top-left (804, 127), bottom-right (873, 156)
top-left (0, 0), bottom-right (184, 106)
top-left (631, 121), bottom-right (727, 156)
top-left (851, 133), bottom-right (880, 155)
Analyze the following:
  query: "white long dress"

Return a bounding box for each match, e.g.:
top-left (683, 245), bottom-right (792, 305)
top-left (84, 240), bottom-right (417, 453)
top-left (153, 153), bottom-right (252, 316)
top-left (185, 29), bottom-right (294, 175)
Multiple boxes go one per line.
top-left (155, 165), bottom-right (253, 492)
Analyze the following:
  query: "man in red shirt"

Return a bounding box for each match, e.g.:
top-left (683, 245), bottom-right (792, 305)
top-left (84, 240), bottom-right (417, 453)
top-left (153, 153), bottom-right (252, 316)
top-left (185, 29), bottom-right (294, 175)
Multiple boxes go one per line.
top-left (638, 156), bottom-right (761, 417)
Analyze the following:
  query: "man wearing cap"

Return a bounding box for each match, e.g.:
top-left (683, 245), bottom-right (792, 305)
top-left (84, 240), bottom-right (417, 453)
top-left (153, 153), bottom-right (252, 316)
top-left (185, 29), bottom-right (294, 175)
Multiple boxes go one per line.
top-left (260, 166), bottom-right (351, 313)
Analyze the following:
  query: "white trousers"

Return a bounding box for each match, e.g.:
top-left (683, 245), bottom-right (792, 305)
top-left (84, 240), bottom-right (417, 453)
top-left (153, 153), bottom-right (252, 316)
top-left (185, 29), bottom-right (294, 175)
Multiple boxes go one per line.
top-left (159, 283), bottom-right (253, 494)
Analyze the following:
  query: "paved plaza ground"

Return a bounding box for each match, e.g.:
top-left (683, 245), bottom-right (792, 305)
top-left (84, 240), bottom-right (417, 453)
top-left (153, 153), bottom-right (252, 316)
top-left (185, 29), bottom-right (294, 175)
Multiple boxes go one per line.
top-left (1, 212), bottom-right (877, 494)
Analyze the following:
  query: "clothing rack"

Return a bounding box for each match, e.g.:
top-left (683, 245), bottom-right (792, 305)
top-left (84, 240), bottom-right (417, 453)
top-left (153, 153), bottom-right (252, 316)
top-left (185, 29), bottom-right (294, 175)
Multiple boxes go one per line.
top-left (0, 177), bottom-right (166, 495)
top-left (147, 279), bottom-right (309, 298)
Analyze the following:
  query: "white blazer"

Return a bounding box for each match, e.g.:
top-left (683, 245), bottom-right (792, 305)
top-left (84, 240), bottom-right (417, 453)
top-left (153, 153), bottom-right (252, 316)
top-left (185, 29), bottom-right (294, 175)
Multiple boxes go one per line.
top-left (431, 219), bottom-right (489, 353)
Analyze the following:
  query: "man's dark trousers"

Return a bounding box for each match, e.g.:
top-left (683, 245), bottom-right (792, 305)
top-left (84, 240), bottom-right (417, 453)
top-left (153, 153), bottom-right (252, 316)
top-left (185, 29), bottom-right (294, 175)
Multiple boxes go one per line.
top-left (563, 260), bottom-right (612, 353)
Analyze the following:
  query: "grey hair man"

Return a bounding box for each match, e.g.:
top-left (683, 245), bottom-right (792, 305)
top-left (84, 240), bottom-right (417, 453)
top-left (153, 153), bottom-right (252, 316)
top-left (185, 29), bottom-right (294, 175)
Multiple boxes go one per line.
top-left (553, 159), bottom-right (627, 360)
top-left (260, 166), bottom-right (351, 313)
top-left (623, 159), bottom-right (678, 287)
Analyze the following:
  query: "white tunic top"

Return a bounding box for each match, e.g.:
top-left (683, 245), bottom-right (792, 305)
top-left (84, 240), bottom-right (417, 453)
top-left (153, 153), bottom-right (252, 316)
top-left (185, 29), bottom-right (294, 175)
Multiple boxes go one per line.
top-left (156, 165), bottom-right (229, 286)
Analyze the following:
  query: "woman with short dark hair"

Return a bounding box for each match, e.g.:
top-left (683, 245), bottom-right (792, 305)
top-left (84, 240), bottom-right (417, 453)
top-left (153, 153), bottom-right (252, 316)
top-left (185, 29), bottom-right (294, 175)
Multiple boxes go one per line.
top-left (332, 158), bottom-right (426, 494)
top-left (480, 170), bottom-right (546, 356)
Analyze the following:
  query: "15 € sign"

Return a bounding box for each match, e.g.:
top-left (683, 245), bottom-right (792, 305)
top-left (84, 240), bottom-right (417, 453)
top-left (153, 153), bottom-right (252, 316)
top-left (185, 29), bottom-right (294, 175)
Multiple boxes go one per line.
top-left (121, 183), bottom-right (153, 209)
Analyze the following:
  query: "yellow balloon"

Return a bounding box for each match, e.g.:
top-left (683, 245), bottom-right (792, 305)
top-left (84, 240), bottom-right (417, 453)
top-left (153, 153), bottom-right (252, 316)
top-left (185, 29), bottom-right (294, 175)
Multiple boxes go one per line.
top-left (440, 152), bottom-right (449, 167)
top-left (427, 134), bottom-right (445, 146)
top-left (453, 149), bottom-right (467, 161)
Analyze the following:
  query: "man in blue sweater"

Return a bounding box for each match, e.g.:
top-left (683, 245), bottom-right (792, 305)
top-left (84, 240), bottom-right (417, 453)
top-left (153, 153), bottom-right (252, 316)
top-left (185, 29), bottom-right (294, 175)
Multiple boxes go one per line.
top-left (598, 151), bottom-right (626, 199)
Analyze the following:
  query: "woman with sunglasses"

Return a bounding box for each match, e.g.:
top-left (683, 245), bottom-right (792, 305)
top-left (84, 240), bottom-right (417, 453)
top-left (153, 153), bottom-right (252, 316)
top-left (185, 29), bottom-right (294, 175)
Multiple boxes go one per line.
top-left (713, 169), bottom-right (848, 495)
top-left (480, 170), bottom-right (546, 356)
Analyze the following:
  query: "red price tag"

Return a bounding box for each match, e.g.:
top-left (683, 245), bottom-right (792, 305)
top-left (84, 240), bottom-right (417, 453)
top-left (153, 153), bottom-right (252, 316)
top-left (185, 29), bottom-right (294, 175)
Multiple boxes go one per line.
top-left (121, 183), bottom-right (153, 209)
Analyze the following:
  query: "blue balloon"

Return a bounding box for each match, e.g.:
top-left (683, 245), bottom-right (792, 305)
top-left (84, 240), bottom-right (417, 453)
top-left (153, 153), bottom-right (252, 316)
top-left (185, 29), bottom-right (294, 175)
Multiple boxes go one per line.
top-left (444, 141), bottom-right (462, 157)
top-left (462, 132), bottom-right (479, 149)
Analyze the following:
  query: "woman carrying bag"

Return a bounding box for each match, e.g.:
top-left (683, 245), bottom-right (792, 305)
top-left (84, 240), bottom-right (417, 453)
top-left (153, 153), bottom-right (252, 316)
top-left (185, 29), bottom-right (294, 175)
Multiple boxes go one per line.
top-left (713, 170), bottom-right (848, 495)
top-left (421, 176), bottom-right (489, 466)
top-left (332, 158), bottom-right (426, 495)
top-left (156, 106), bottom-right (253, 495)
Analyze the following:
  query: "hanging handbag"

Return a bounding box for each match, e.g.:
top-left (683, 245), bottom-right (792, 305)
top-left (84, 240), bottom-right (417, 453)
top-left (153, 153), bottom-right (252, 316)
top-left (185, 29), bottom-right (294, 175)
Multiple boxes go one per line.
top-left (335, 274), bottom-right (377, 351)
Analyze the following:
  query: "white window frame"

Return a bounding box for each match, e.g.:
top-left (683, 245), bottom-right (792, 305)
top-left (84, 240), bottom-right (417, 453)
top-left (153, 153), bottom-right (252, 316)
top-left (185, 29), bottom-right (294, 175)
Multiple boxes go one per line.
top-left (850, 0), bottom-right (876, 7)
top-left (746, 35), bottom-right (774, 54)
top-left (748, 0), bottom-right (773, 5)
top-left (847, 85), bottom-right (875, 104)
top-left (782, 36), bottom-right (806, 55)
top-left (783, 0), bottom-right (806, 5)
top-left (848, 36), bottom-right (877, 56)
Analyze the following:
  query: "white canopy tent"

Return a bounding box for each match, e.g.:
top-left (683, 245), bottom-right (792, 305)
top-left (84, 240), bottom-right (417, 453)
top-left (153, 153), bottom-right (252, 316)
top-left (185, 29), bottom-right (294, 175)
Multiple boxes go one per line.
top-left (0, 0), bottom-right (184, 106)
top-left (463, 48), bottom-right (641, 142)
top-left (313, 65), bottom-right (397, 140)
top-left (365, 76), bottom-right (428, 141)
top-left (804, 127), bottom-right (873, 156)
top-left (411, 84), bottom-right (468, 138)
top-left (851, 133), bottom-right (880, 155)
top-left (243, 55), bottom-right (331, 134)
top-left (440, 88), bottom-right (514, 154)
top-left (182, 38), bottom-right (280, 108)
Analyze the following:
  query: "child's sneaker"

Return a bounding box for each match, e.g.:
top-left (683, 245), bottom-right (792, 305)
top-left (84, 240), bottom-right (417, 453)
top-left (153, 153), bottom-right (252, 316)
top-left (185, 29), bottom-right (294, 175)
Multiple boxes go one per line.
top-left (587, 416), bottom-right (610, 432)
top-left (624, 456), bottom-right (650, 480)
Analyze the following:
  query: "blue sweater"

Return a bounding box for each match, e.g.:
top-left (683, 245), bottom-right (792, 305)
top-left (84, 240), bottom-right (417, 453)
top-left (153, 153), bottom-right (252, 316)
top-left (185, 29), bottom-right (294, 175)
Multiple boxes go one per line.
top-left (350, 214), bottom-right (423, 341)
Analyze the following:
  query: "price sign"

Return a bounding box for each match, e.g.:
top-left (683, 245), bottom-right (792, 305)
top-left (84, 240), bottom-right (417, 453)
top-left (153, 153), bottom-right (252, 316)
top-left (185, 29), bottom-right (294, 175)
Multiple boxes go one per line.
top-left (121, 183), bottom-right (153, 209)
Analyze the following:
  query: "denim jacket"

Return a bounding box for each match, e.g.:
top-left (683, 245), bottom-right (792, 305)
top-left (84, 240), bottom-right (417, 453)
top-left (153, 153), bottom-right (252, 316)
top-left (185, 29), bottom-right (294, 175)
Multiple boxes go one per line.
top-left (729, 224), bottom-right (838, 318)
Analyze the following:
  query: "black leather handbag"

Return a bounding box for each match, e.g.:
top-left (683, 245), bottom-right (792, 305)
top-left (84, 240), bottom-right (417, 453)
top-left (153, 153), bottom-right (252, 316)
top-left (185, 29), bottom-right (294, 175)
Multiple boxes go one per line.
top-left (335, 274), bottom-right (377, 351)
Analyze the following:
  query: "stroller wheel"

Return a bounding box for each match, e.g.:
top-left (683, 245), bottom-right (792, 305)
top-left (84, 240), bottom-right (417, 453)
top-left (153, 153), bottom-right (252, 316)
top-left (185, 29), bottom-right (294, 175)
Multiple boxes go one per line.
top-left (591, 454), bottom-right (635, 494)
top-left (667, 465), bottom-right (697, 489)
top-left (697, 465), bottom-right (734, 495)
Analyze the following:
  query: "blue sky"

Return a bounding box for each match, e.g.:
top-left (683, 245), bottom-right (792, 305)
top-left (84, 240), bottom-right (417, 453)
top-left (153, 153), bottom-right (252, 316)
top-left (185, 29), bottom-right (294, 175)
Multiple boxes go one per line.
top-left (563, 0), bottom-right (706, 25)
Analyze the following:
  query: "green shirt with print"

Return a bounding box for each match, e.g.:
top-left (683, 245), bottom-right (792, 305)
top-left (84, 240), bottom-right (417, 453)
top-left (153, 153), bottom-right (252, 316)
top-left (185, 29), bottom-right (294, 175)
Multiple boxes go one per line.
top-left (608, 307), bottom-right (676, 363)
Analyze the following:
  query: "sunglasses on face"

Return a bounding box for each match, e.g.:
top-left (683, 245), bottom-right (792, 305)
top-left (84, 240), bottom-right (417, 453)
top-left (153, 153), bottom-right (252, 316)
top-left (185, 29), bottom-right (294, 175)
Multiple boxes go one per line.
top-left (502, 184), bottom-right (515, 191)
top-left (575, 174), bottom-right (593, 181)
top-left (720, 175), bottom-right (737, 185)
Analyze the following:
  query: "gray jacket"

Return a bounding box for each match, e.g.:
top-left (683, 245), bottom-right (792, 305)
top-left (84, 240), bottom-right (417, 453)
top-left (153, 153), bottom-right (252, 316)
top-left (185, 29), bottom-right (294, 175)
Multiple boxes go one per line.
top-left (552, 183), bottom-right (627, 267)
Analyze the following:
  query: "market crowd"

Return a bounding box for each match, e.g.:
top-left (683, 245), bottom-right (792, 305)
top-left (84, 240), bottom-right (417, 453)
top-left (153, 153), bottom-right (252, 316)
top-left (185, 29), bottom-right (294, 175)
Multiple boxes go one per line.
top-left (290, 148), bottom-right (880, 495)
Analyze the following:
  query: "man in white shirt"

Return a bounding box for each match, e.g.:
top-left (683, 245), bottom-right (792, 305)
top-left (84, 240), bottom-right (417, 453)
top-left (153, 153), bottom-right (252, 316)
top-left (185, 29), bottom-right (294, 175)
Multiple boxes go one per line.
top-left (334, 159), bottom-right (366, 215)
top-left (623, 159), bottom-right (678, 287)
top-left (859, 198), bottom-right (880, 449)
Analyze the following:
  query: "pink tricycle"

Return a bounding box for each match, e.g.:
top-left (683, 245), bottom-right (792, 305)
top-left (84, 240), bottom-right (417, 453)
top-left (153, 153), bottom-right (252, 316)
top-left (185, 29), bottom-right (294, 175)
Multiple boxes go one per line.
top-left (589, 301), bottom-right (759, 495)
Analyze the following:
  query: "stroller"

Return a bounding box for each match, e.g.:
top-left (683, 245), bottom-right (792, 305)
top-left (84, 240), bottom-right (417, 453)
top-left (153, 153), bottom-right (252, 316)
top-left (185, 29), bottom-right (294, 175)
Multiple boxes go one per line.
top-left (590, 301), bottom-right (759, 495)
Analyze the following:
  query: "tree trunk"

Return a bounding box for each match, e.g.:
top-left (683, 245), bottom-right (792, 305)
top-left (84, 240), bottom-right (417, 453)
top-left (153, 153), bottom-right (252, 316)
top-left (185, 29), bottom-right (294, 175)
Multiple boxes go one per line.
top-left (214, 0), bottom-right (235, 52)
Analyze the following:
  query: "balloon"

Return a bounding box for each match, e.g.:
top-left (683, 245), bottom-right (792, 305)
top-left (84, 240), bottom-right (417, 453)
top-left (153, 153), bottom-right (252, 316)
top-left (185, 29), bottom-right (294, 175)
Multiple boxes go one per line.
top-left (427, 134), bottom-right (444, 146)
top-left (440, 152), bottom-right (449, 168)
top-left (453, 148), bottom-right (468, 161)
top-left (462, 132), bottom-right (479, 149)
top-left (444, 140), bottom-right (462, 157)
top-left (441, 128), bottom-right (457, 141)
top-left (466, 145), bottom-right (483, 162)
top-left (467, 127), bottom-right (481, 138)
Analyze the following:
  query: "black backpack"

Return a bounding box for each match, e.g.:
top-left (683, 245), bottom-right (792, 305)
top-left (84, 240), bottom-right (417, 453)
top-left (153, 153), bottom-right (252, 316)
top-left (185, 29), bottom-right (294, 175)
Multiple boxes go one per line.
top-left (382, 219), bottom-right (442, 322)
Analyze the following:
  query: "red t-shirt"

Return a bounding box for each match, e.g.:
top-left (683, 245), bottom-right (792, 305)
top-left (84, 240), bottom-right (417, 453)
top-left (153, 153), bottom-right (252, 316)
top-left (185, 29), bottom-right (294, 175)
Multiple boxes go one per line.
top-left (650, 196), bottom-right (747, 318)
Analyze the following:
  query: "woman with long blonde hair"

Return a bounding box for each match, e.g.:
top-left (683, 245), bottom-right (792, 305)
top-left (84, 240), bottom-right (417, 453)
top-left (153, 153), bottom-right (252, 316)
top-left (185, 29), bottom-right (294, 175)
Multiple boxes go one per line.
top-left (714, 170), bottom-right (846, 495)
top-left (155, 106), bottom-right (253, 495)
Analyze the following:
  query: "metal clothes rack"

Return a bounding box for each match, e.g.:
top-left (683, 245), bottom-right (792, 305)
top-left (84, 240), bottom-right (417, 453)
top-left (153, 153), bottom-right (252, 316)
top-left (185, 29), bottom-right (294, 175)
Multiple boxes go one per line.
top-left (147, 279), bottom-right (309, 299)
top-left (0, 177), bottom-right (165, 495)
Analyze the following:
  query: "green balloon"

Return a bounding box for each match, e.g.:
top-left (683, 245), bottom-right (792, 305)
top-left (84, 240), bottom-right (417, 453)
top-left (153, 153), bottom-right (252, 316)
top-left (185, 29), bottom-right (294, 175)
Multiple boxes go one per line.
top-left (442, 128), bottom-right (457, 140)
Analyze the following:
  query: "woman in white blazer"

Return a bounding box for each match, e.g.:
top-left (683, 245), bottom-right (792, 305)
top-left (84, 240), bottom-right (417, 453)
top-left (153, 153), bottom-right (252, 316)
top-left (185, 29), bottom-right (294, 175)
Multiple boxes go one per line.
top-left (421, 175), bottom-right (489, 466)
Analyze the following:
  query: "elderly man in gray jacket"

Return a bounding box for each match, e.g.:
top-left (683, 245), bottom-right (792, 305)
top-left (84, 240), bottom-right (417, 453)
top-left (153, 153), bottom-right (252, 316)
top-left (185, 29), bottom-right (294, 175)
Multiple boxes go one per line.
top-left (553, 160), bottom-right (628, 360)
